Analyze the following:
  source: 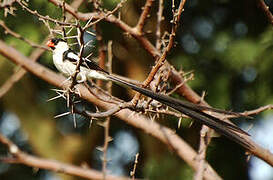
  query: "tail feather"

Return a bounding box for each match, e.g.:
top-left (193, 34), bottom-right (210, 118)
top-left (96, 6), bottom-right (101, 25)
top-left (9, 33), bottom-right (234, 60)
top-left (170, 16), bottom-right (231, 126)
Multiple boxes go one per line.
top-left (107, 75), bottom-right (252, 149)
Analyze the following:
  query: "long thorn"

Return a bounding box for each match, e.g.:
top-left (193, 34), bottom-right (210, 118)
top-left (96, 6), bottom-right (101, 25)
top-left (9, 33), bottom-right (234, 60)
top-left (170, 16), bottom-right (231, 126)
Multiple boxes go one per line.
top-left (54, 111), bottom-right (71, 118)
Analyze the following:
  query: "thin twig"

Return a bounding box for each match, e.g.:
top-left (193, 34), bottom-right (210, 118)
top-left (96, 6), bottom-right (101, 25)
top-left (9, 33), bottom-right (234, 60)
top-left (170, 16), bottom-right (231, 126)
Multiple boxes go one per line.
top-left (145, 109), bottom-right (187, 119)
top-left (83, 0), bottom-right (126, 31)
top-left (132, 0), bottom-right (186, 104)
top-left (66, 23), bottom-right (85, 110)
top-left (194, 128), bottom-right (208, 180)
top-left (70, 24), bottom-right (85, 88)
top-left (136, 0), bottom-right (154, 34)
top-left (61, 0), bottom-right (67, 37)
top-left (166, 73), bottom-right (194, 96)
top-left (75, 106), bottom-right (121, 118)
top-left (130, 153), bottom-right (139, 180)
top-left (65, 23), bottom-right (85, 123)
top-left (231, 104), bottom-right (273, 117)
top-left (156, 0), bottom-right (164, 50)
top-left (16, 0), bottom-right (75, 27)
top-left (0, 20), bottom-right (48, 50)
top-left (102, 41), bottom-right (114, 180)
top-left (83, 81), bottom-right (123, 104)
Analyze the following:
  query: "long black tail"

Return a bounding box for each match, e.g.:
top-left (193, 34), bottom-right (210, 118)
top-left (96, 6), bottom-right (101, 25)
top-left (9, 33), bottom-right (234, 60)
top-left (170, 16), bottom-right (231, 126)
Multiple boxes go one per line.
top-left (107, 75), bottom-right (252, 149)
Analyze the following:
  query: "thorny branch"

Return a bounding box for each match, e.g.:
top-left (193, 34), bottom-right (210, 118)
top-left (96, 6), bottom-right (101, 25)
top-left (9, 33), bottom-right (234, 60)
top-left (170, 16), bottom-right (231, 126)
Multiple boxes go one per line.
top-left (194, 128), bottom-right (209, 180)
top-left (83, 0), bottom-right (126, 31)
top-left (131, 0), bottom-right (186, 104)
top-left (69, 24), bottom-right (85, 88)
top-left (102, 41), bottom-right (114, 179)
top-left (16, 0), bottom-right (75, 27)
top-left (83, 81), bottom-right (123, 104)
top-left (241, 104), bottom-right (273, 116)
top-left (61, 0), bottom-right (67, 38)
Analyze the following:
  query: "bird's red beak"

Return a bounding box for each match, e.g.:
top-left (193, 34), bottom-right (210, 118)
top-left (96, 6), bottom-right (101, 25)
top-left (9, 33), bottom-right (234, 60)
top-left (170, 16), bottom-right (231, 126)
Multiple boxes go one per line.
top-left (46, 40), bottom-right (55, 48)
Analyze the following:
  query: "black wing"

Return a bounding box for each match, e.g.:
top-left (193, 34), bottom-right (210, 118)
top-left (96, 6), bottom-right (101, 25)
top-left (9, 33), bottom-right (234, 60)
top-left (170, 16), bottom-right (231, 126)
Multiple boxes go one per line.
top-left (63, 49), bottom-right (109, 74)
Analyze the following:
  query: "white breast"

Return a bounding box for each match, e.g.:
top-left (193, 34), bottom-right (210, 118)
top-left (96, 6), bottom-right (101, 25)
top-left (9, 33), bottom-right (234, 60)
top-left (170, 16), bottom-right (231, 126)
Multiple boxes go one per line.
top-left (52, 41), bottom-right (108, 81)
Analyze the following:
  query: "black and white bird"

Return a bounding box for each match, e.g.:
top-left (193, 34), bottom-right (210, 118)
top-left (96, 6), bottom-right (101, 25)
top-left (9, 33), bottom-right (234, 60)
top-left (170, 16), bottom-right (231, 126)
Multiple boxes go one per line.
top-left (47, 38), bottom-right (252, 149)
top-left (47, 38), bottom-right (108, 82)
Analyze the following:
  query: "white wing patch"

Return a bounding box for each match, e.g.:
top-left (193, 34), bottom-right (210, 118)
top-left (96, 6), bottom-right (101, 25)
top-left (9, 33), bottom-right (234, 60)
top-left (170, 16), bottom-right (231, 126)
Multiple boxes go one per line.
top-left (88, 70), bottom-right (108, 80)
top-left (53, 46), bottom-right (108, 82)
top-left (66, 52), bottom-right (80, 61)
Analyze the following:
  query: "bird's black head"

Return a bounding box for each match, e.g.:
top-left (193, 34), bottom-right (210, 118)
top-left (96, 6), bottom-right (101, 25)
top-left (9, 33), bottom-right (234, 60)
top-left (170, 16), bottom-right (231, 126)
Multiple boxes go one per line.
top-left (47, 38), bottom-right (66, 50)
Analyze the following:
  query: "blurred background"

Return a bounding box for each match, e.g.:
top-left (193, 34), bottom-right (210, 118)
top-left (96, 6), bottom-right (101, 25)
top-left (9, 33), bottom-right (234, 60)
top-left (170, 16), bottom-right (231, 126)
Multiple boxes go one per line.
top-left (0, 0), bottom-right (273, 179)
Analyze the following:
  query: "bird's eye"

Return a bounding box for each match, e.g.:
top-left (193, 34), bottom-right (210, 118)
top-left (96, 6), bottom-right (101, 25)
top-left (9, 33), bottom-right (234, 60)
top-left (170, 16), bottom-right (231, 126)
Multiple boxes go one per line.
top-left (52, 39), bottom-right (57, 44)
top-left (51, 38), bottom-right (65, 45)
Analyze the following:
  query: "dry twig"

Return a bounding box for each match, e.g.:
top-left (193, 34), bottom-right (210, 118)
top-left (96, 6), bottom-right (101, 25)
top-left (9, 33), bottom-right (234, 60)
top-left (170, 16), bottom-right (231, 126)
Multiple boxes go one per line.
top-left (16, 0), bottom-right (75, 27)
top-left (131, 0), bottom-right (187, 104)
top-left (102, 41), bottom-right (114, 179)
top-left (194, 128), bottom-right (209, 180)
top-left (130, 153), bottom-right (139, 180)
top-left (156, 0), bottom-right (164, 50)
